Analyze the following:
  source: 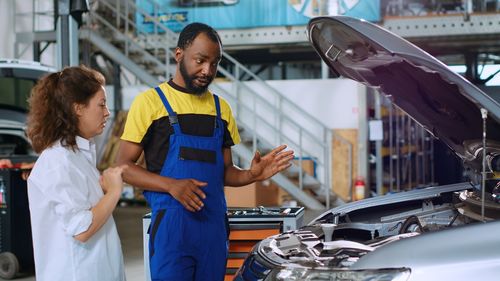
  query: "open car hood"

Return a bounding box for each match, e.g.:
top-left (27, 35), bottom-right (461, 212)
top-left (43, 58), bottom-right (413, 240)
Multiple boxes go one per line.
top-left (308, 16), bottom-right (500, 172)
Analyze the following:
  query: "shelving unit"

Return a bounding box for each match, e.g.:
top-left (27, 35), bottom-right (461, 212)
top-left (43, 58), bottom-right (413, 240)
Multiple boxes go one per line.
top-left (369, 91), bottom-right (435, 196)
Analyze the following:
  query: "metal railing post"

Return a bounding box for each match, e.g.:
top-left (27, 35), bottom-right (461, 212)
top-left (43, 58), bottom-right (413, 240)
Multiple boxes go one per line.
top-left (84, 0), bottom-right (336, 208)
top-left (325, 129), bottom-right (332, 209)
top-left (298, 128), bottom-right (303, 190)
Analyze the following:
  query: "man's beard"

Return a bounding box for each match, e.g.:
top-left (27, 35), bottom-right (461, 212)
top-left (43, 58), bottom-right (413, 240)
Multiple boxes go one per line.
top-left (179, 59), bottom-right (213, 95)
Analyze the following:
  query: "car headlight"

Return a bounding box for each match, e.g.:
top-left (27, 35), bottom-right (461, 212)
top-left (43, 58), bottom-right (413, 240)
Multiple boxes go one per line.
top-left (265, 266), bottom-right (411, 281)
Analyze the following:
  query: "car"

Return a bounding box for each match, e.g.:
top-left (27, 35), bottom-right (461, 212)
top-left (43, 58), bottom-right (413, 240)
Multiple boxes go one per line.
top-left (0, 112), bottom-right (33, 158)
top-left (0, 59), bottom-right (54, 280)
top-left (0, 59), bottom-right (55, 111)
top-left (0, 59), bottom-right (55, 162)
top-left (233, 16), bottom-right (500, 281)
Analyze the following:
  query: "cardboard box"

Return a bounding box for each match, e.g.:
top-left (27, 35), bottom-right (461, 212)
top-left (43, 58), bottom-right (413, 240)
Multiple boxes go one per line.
top-left (293, 158), bottom-right (316, 177)
top-left (224, 181), bottom-right (289, 207)
top-left (332, 129), bottom-right (359, 202)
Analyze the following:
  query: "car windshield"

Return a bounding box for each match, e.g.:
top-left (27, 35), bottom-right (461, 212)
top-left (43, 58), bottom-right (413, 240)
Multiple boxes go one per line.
top-left (0, 61), bottom-right (54, 160)
top-left (0, 77), bottom-right (36, 111)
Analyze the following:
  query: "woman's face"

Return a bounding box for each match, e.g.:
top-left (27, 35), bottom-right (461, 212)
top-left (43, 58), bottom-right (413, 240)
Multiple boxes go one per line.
top-left (75, 87), bottom-right (110, 139)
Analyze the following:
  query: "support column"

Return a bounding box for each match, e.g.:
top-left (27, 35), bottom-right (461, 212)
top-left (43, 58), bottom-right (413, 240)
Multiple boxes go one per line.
top-left (56, 0), bottom-right (88, 69)
top-left (321, 61), bottom-right (329, 79)
top-left (464, 52), bottom-right (479, 84)
top-left (113, 62), bottom-right (122, 112)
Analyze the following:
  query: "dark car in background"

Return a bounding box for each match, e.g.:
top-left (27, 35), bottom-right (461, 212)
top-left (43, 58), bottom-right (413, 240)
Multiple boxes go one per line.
top-left (0, 59), bottom-right (54, 279)
top-left (0, 60), bottom-right (54, 111)
top-left (0, 59), bottom-right (54, 161)
top-left (234, 16), bottom-right (500, 281)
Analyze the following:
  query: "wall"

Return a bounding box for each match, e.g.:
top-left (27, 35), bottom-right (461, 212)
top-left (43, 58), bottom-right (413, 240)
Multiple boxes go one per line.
top-left (122, 79), bottom-right (363, 129)
top-left (121, 79), bottom-right (365, 203)
top-left (0, 1), bottom-right (56, 66)
top-left (265, 78), bottom-right (362, 129)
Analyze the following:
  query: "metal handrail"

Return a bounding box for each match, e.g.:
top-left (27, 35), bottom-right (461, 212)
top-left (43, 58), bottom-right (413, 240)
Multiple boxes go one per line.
top-left (89, 13), bottom-right (167, 69)
top-left (221, 53), bottom-right (330, 135)
top-left (90, 0), bottom-right (334, 205)
top-left (95, 0), bottom-right (175, 77)
top-left (97, 0), bottom-right (329, 146)
top-left (100, 0), bottom-right (330, 147)
top-left (217, 67), bottom-right (328, 152)
top-left (211, 83), bottom-right (325, 167)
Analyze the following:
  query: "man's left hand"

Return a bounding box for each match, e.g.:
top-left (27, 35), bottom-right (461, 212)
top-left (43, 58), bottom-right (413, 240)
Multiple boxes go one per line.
top-left (249, 145), bottom-right (294, 181)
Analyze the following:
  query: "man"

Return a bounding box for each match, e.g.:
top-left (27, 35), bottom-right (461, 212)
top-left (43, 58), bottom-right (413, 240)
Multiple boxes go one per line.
top-left (116, 22), bottom-right (294, 281)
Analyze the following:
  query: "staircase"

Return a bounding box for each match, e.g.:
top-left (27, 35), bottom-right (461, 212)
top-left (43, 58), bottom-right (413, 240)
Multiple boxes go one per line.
top-left (21, 0), bottom-right (346, 209)
top-left (88, 0), bottom-right (346, 210)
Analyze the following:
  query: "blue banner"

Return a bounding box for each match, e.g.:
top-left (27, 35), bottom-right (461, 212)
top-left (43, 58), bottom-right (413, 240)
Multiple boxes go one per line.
top-left (137, 0), bottom-right (380, 33)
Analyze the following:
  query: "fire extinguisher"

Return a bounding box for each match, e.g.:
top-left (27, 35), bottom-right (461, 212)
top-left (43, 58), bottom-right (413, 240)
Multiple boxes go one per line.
top-left (353, 176), bottom-right (365, 201)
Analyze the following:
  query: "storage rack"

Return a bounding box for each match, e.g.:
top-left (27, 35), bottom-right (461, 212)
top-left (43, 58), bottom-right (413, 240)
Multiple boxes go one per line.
top-left (370, 91), bottom-right (436, 196)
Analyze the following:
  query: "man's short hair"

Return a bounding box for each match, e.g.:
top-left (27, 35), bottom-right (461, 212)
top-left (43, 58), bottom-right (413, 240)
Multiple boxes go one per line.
top-left (177, 22), bottom-right (222, 50)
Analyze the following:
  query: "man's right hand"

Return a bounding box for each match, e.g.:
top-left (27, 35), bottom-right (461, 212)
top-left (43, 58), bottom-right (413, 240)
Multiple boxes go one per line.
top-left (168, 179), bottom-right (207, 212)
top-left (116, 141), bottom-right (208, 211)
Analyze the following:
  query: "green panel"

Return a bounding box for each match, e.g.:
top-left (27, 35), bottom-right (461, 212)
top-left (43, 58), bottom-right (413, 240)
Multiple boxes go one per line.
top-left (0, 78), bottom-right (35, 110)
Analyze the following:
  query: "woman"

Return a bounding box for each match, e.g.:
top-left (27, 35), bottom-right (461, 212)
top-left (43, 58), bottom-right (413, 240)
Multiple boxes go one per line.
top-left (26, 65), bottom-right (126, 281)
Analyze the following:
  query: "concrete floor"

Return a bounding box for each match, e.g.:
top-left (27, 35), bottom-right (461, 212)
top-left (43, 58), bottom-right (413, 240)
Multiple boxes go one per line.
top-left (9, 205), bottom-right (148, 281)
top-left (8, 205), bottom-right (325, 281)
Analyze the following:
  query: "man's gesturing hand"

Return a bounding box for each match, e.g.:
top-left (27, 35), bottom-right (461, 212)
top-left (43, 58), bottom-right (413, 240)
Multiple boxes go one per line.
top-left (249, 144), bottom-right (294, 182)
top-left (168, 179), bottom-right (207, 212)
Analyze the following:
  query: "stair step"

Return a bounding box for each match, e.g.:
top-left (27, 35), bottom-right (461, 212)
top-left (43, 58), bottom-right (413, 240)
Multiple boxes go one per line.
top-left (86, 3), bottom-right (337, 210)
top-left (302, 177), bottom-right (322, 190)
top-left (281, 173), bottom-right (321, 191)
top-left (315, 194), bottom-right (337, 204)
top-left (238, 137), bottom-right (256, 146)
top-left (314, 191), bottom-right (344, 207)
top-left (282, 165), bottom-right (315, 179)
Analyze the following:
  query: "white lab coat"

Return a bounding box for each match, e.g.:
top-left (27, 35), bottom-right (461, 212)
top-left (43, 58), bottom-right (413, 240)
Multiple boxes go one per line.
top-left (28, 137), bottom-right (125, 281)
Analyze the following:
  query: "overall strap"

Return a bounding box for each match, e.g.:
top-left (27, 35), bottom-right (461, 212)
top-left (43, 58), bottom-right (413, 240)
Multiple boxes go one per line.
top-left (213, 94), bottom-right (221, 119)
top-left (212, 94), bottom-right (224, 137)
top-left (154, 86), bottom-right (181, 134)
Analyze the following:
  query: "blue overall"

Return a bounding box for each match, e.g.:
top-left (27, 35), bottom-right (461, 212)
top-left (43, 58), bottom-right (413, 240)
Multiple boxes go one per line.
top-left (146, 87), bottom-right (228, 281)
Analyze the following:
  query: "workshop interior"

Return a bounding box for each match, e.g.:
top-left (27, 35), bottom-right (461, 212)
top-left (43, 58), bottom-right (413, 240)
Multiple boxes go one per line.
top-left (0, 0), bottom-right (499, 280)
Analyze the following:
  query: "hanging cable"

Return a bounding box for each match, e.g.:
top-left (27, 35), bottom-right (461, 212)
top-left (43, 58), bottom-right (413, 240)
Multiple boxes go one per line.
top-left (481, 108), bottom-right (488, 222)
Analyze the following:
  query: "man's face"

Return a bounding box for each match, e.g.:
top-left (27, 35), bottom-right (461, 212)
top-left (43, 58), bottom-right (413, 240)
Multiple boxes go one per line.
top-left (177, 33), bottom-right (221, 95)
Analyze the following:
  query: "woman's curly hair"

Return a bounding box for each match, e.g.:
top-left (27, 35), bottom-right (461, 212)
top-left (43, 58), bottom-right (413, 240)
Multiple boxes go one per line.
top-left (27, 65), bottom-right (105, 153)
